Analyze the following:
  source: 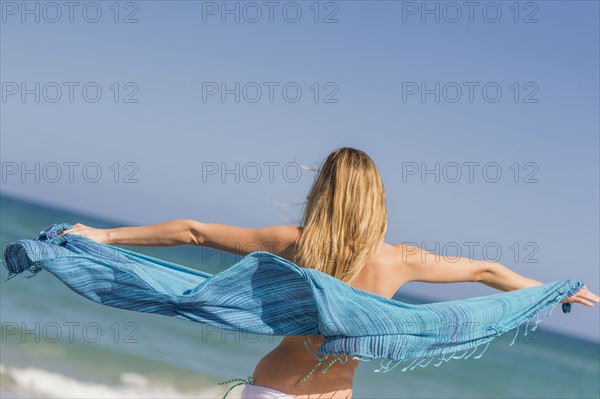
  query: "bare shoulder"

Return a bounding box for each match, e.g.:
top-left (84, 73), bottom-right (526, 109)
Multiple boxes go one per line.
top-left (386, 243), bottom-right (430, 280)
top-left (369, 243), bottom-right (416, 286)
top-left (380, 243), bottom-right (420, 262)
top-left (267, 225), bottom-right (301, 240)
top-left (272, 225), bottom-right (302, 259)
top-left (385, 243), bottom-right (486, 284)
top-left (260, 225), bottom-right (302, 254)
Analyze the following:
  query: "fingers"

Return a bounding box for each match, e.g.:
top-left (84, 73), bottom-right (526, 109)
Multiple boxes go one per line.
top-left (580, 286), bottom-right (600, 304)
top-left (585, 288), bottom-right (600, 303)
top-left (571, 293), bottom-right (598, 308)
top-left (583, 292), bottom-right (600, 305)
top-left (562, 286), bottom-right (600, 308)
top-left (57, 223), bottom-right (82, 238)
top-left (575, 297), bottom-right (595, 307)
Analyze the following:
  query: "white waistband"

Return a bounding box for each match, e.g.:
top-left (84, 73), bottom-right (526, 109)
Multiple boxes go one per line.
top-left (241, 383), bottom-right (294, 399)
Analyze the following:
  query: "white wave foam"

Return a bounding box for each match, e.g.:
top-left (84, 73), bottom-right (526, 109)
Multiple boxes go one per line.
top-left (0, 364), bottom-right (239, 398)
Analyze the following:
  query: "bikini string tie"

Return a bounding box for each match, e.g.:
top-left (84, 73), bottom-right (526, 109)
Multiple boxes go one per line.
top-left (218, 375), bottom-right (254, 399)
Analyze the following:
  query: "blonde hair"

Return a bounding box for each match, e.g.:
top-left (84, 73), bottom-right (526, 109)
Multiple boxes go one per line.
top-left (293, 147), bottom-right (387, 286)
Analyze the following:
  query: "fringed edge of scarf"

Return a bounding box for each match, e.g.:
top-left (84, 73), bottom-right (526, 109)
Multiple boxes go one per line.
top-left (299, 280), bottom-right (583, 382)
top-left (2, 259), bottom-right (44, 282)
top-left (2, 223), bottom-right (74, 282)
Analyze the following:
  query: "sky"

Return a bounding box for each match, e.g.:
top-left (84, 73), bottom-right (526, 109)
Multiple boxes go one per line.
top-left (1, 1), bottom-right (598, 341)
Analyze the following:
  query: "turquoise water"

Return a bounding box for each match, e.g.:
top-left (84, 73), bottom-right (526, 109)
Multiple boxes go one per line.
top-left (1, 194), bottom-right (598, 398)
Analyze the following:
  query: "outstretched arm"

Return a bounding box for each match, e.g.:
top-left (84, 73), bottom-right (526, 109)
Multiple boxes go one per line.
top-left (187, 221), bottom-right (300, 257)
top-left (482, 261), bottom-right (599, 307)
top-left (394, 243), bottom-right (502, 285)
top-left (394, 243), bottom-right (599, 307)
top-left (58, 220), bottom-right (300, 257)
top-left (58, 220), bottom-right (194, 246)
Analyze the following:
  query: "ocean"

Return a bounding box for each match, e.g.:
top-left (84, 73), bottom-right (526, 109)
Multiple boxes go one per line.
top-left (1, 194), bottom-right (598, 398)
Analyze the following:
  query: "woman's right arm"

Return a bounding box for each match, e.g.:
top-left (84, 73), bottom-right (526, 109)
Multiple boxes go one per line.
top-left (58, 220), bottom-right (195, 246)
top-left (58, 220), bottom-right (300, 256)
top-left (106, 220), bottom-right (195, 246)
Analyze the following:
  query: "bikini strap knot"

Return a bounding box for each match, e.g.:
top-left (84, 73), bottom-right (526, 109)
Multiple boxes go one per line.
top-left (218, 375), bottom-right (254, 399)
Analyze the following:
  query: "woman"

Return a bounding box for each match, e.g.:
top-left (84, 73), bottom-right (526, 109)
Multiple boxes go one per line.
top-left (58, 147), bottom-right (599, 399)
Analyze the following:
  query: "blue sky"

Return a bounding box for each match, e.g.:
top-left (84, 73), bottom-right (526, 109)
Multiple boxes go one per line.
top-left (1, 1), bottom-right (598, 341)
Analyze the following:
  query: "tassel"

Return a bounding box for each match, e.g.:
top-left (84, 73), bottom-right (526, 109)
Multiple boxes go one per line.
top-left (463, 345), bottom-right (481, 360)
top-left (402, 357), bottom-right (424, 371)
top-left (375, 358), bottom-right (406, 373)
top-left (451, 348), bottom-right (471, 359)
top-left (24, 264), bottom-right (43, 278)
top-left (351, 355), bottom-right (373, 362)
top-left (547, 300), bottom-right (561, 317)
top-left (303, 337), bottom-right (320, 358)
top-left (530, 313), bottom-right (541, 332)
top-left (408, 357), bottom-right (428, 371)
top-left (418, 356), bottom-right (435, 367)
top-left (375, 358), bottom-right (393, 373)
top-left (473, 340), bottom-right (491, 359)
top-left (510, 322), bottom-right (521, 346)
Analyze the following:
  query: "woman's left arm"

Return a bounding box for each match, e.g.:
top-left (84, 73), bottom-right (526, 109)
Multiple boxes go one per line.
top-left (483, 262), bottom-right (599, 307)
top-left (480, 262), bottom-right (543, 291)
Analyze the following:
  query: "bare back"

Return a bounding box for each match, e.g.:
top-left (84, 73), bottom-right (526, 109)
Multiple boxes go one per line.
top-left (250, 234), bottom-right (407, 399)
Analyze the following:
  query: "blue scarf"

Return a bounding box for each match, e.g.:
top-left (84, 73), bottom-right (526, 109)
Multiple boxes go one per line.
top-left (3, 223), bottom-right (582, 379)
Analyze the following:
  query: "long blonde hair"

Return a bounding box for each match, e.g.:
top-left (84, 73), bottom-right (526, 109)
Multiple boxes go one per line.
top-left (293, 147), bottom-right (387, 286)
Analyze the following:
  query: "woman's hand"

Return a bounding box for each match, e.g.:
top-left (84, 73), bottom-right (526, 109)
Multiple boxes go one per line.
top-left (57, 223), bottom-right (110, 245)
top-left (560, 285), bottom-right (600, 308)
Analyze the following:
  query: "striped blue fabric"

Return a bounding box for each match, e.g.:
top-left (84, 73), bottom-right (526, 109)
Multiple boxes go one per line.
top-left (3, 223), bottom-right (583, 376)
